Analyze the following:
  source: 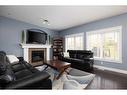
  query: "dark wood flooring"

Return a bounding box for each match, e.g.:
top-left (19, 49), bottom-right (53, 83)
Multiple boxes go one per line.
top-left (86, 68), bottom-right (127, 89)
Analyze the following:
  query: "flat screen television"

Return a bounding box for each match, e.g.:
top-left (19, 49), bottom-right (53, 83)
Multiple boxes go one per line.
top-left (26, 29), bottom-right (47, 44)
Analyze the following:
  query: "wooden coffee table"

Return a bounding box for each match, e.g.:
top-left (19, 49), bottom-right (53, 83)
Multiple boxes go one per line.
top-left (43, 60), bottom-right (71, 79)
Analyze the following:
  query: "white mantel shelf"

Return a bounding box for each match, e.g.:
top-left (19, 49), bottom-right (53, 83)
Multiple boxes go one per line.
top-left (20, 43), bottom-right (52, 62)
top-left (20, 43), bottom-right (52, 48)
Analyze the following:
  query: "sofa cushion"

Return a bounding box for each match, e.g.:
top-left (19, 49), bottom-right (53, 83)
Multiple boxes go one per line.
top-left (11, 63), bottom-right (26, 72)
top-left (15, 69), bottom-right (33, 80)
top-left (67, 50), bottom-right (77, 58)
top-left (71, 58), bottom-right (84, 63)
top-left (5, 65), bottom-right (16, 80)
top-left (76, 54), bottom-right (85, 59)
top-left (20, 61), bottom-right (39, 73)
top-left (62, 57), bottom-right (72, 63)
top-left (69, 54), bottom-right (77, 58)
top-left (75, 50), bottom-right (93, 59)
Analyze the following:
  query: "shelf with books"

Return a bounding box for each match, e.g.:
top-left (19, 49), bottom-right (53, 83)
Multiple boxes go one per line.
top-left (52, 37), bottom-right (63, 60)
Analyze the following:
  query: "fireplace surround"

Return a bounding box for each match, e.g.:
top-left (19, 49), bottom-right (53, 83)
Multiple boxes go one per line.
top-left (20, 43), bottom-right (51, 66)
top-left (29, 48), bottom-right (46, 66)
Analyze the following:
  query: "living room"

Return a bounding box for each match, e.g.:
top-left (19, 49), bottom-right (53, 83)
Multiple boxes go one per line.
top-left (0, 0), bottom-right (127, 94)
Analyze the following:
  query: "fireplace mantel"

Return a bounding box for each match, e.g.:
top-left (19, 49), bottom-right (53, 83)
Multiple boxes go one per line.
top-left (20, 43), bottom-right (52, 62)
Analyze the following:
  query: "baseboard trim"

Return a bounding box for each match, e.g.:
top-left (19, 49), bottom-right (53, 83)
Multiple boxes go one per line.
top-left (94, 65), bottom-right (127, 75)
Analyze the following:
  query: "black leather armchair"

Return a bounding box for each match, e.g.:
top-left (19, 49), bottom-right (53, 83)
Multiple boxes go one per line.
top-left (0, 51), bottom-right (52, 89)
top-left (59, 50), bottom-right (94, 72)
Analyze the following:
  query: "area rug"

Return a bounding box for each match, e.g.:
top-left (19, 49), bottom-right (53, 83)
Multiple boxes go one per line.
top-left (35, 66), bottom-right (95, 89)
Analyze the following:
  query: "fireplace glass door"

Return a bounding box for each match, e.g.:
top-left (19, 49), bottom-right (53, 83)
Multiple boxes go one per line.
top-left (32, 51), bottom-right (44, 62)
top-left (29, 48), bottom-right (46, 66)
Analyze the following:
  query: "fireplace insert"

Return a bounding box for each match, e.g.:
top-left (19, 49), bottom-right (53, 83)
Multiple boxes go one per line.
top-left (29, 48), bottom-right (46, 66)
top-left (32, 51), bottom-right (44, 62)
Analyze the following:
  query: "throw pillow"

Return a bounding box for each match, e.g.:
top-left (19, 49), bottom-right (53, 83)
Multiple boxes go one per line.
top-left (63, 52), bottom-right (69, 57)
top-left (6, 55), bottom-right (19, 64)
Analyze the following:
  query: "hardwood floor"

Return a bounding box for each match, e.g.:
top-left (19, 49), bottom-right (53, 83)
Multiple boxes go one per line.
top-left (86, 68), bottom-right (127, 89)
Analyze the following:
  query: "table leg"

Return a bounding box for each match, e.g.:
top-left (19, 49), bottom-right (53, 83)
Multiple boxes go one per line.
top-left (56, 66), bottom-right (69, 79)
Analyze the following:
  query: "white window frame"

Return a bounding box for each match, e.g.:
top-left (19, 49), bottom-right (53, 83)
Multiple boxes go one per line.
top-left (65, 33), bottom-right (84, 52)
top-left (86, 26), bottom-right (122, 63)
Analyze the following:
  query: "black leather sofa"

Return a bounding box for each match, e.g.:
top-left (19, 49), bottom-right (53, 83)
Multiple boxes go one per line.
top-left (59, 50), bottom-right (94, 72)
top-left (0, 51), bottom-right (52, 89)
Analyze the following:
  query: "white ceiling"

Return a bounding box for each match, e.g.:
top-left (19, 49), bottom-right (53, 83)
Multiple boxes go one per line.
top-left (0, 6), bottom-right (127, 31)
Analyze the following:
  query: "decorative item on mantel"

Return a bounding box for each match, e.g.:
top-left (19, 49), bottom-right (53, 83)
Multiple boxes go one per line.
top-left (21, 30), bottom-right (25, 44)
top-left (47, 35), bottom-right (53, 45)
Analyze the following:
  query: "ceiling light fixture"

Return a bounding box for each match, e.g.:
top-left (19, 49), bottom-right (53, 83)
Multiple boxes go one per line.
top-left (7, 13), bottom-right (11, 15)
top-left (42, 19), bottom-right (50, 25)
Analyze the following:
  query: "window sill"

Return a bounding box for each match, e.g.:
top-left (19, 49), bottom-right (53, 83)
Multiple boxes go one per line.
top-left (94, 58), bottom-right (122, 64)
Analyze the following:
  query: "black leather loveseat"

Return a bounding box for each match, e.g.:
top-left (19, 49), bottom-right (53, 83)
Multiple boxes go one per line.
top-left (59, 50), bottom-right (94, 72)
top-left (0, 51), bottom-right (52, 89)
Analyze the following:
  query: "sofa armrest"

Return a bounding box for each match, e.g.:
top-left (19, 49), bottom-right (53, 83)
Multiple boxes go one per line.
top-left (6, 71), bottom-right (51, 89)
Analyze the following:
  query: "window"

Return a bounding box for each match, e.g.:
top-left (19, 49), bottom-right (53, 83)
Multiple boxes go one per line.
top-left (65, 33), bottom-right (84, 51)
top-left (86, 26), bottom-right (122, 63)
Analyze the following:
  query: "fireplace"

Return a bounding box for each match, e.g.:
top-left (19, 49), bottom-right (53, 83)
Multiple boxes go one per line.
top-left (29, 48), bottom-right (46, 66)
top-left (20, 43), bottom-right (51, 64)
top-left (32, 51), bottom-right (44, 62)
